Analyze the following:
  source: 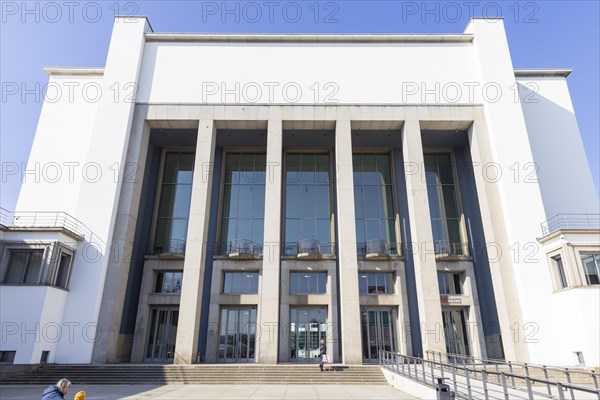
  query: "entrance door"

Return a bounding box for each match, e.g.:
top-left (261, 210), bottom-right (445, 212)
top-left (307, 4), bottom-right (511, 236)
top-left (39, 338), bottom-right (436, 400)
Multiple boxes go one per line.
top-left (361, 308), bottom-right (396, 362)
top-left (441, 308), bottom-right (470, 361)
top-left (290, 307), bottom-right (327, 362)
top-left (145, 307), bottom-right (179, 362)
top-left (218, 307), bottom-right (257, 362)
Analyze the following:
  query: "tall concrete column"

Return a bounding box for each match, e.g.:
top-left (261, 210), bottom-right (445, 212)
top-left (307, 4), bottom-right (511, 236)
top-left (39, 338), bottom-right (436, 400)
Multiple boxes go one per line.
top-left (258, 119), bottom-right (283, 363)
top-left (334, 120), bottom-right (362, 364)
top-left (468, 116), bottom-right (527, 361)
top-left (174, 120), bottom-right (217, 364)
top-left (402, 119), bottom-right (446, 355)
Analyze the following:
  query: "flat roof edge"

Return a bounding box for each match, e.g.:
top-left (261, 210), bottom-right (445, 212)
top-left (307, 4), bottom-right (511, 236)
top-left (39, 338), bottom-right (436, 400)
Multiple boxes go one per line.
top-left (144, 33), bottom-right (474, 44)
top-left (44, 67), bottom-right (105, 76)
top-left (514, 69), bottom-right (572, 78)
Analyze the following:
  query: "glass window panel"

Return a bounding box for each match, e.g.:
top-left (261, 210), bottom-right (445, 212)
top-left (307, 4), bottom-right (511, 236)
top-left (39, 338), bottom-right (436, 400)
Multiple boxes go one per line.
top-left (154, 219), bottom-right (171, 252)
top-left (317, 273), bottom-right (327, 293)
top-left (363, 186), bottom-right (379, 218)
top-left (437, 154), bottom-right (454, 184)
top-left (239, 154), bottom-right (256, 184)
top-left (177, 154), bottom-right (194, 184)
top-left (355, 220), bottom-right (366, 244)
top-left (447, 219), bottom-right (462, 246)
top-left (315, 154), bottom-right (330, 184)
top-left (359, 274), bottom-right (368, 294)
top-left (427, 186), bottom-right (442, 219)
top-left (172, 185), bottom-right (192, 218)
top-left (286, 154), bottom-right (302, 184)
top-left (442, 186), bottom-right (458, 219)
top-left (236, 219), bottom-right (252, 241)
top-left (299, 273), bottom-right (309, 293)
top-left (430, 219), bottom-right (445, 244)
top-left (55, 254), bottom-right (71, 288)
top-left (366, 219), bottom-right (380, 241)
top-left (285, 219), bottom-right (301, 247)
top-left (367, 273), bottom-right (377, 293)
top-left (301, 219), bottom-right (315, 240)
top-left (225, 153), bottom-right (240, 184)
top-left (315, 185), bottom-right (330, 219)
top-left (252, 185), bottom-right (265, 218)
top-left (5, 251), bottom-right (28, 283)
top-left (232, 273), bottom-right (242, 293)
top-left (286, 185), bottom-right (301, 219)
top-left (353, 154), bottom-right (362, 185)
top-left (425, 170), bottom-right (438, 186)
top-left (237, 185), bottom-right (254, 218)
top-left (300, 185), bottom-right (315, 219)
top-left (162, 153), bottom-right (180, 183)
top-left (316, 219), bottom-right (331, 245)
top-left (354, 187), bottom-right (364, 219)
top-left (424, 154), bottom-right (437, 172)
top-left (361, 154), bottom-right (377, 185)
top-left (223, 272), bottom-right (232, 293)
top-left (158, 185), bottom-right (175, 218)
top-left (290, 272), bottom-right (300, 294)
top-left (222, 185), bottom-right (233, 218)
top-left (453, 274), bottom-right (462, 294)
top-left (250, 273), bottom-right (259, 293)
top-left (254, 153), bottom-right (266, 184)
top-left (376, 154), bottom-right (392, 185)
top-left (24, 251), bottom-right (43, 284)
top-left (251, 219), bottom-right (264, 245)
top-left (300, 154), bottom-right (316, 184)
top-left (220, 218), bottom-right (236, 250)
top-left (380, 186), bottom-right (394, 219)
top-left (171, 219), bottom-right (188, 243)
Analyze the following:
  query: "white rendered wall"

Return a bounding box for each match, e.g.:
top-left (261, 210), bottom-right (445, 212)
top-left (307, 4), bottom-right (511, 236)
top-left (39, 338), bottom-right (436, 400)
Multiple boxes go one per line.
top-left (517, 76), bottom-right (599, 217)
top-left (137, 42), bottom-right (484, 105)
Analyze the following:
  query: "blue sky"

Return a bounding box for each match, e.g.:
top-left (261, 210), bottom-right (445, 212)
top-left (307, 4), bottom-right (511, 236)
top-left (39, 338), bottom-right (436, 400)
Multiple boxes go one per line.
top-left (1, 0), bottom-right (599, 211)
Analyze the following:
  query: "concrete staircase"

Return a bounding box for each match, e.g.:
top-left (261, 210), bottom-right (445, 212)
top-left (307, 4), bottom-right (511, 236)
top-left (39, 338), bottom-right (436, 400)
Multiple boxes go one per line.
top-left (1, 364), bottom-right (389, 385)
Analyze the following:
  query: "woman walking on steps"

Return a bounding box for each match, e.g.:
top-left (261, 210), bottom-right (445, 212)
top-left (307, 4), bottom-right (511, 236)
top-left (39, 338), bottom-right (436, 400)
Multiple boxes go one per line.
top-left (318, 339), bottom-right (328, 371)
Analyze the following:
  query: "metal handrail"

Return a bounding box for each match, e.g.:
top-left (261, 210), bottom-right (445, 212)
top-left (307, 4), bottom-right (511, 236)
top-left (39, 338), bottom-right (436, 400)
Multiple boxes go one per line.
top-left (380, 350), bottom-right (600, 400)
top-left (425, 350), bottom-right (600, 384)
top-left (0, 208), bottom-right (105, 250)
top-left (541, 214), bottom-right (600, 236)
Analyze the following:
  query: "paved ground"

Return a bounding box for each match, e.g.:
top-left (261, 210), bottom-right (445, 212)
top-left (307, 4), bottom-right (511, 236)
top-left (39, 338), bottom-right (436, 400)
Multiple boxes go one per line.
top-left (1, 384), bottom-right (419, 399)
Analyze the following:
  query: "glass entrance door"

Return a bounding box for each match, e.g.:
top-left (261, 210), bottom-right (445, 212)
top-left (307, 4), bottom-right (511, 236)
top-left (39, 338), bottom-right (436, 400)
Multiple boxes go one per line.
top-left (442, 308), bottom-right (470, 362)
top-left (361, 308), bottom-right (396, 362)
top-left (290, 307), bottom-right (327, 363)
top-left (145, 307), bottom-right (179, 362)
top-left (218, 307), bottom-right (257, 362)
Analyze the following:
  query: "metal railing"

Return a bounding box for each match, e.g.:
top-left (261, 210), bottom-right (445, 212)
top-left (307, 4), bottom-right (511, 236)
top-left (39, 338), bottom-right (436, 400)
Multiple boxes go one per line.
top-left (152, 239), bottom-right (186, 255)
top-left (541, 214), bottom-right (600, 236)
top-left (0, 208), bottom-right (105, 250)
top-left (434, 240), bottom-right (468, 257)
top-left (380, 350), bottom-right (600, 400)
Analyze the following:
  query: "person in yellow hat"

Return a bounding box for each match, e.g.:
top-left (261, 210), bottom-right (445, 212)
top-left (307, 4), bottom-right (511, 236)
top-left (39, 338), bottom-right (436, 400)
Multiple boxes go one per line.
top-left (73, 391), bottom-right (86, 400)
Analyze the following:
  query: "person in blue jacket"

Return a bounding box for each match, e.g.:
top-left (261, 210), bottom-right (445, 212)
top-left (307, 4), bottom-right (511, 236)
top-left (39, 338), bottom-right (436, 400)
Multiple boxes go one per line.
top-left (42, 378), bottom-right (71, 400)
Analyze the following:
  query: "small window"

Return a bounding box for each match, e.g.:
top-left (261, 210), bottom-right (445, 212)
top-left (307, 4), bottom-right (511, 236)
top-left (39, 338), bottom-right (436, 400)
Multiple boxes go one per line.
top-left (4, 250), bottom-right (44, 284)
top-left (438, 272), bottom-right (463, 295)
top-left (0, 351), bottom-right (16, 364)
top-left (223, 271), bottom-right (259, 294)
top-left (155, 271), bottom-right (183, 294)
top-left (552, 255), bottom-right (568, 289)
top-left (580, 253), bottom-right (600, 285)
top-left (53, 253), bottom-right (72, 289)
top-left (40, 351), bottom-right (50, 363)
top-left (358, 272), bottom-right (394, 295)
top-left (290, 272), bottom-right (327, 295)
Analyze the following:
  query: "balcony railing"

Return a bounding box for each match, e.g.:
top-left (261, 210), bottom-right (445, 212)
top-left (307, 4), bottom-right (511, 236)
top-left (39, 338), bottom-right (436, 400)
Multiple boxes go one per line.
top-left (152, 239), bottom-right (186, 255)
top-left (0, 207), bottom-right (104, 249)
top-left (434, 240), bottom-right (468, 257)
top-left (541, 214), bottom-right (600, 236)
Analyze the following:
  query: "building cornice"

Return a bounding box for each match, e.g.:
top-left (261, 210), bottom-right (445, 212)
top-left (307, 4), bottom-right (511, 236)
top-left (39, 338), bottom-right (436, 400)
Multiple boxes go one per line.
top-left (44, 67), bottom-right (104, 76)
top-left (144, 33), bottom-right (474, 44)
top-left (514, 69), bottom-right (572, 78)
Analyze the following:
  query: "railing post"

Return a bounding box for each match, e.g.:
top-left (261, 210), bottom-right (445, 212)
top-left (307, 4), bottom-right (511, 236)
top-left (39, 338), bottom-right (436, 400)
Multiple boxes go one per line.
top-left (525, 377), bottom-right (533, 399)
top-left (508, 361), bottom-right (515, 387)
top-left (421, 358), bottom-right (426, 382)
top-left (452, 365), bottom-right (458, 396)
top-left (500, 372), bottom-right (509, 400)
top-left (465, 368), bottom-right (472, 399)
top-left (481, 370), bottom-right (489, 400)
top-left (430, 360), bottom-right (435, 386)
top-left (591, 370), bottom-right (599, 390)
top-left (565, 368), bottom-right (575, 400)
top-left (543, 365), bottom-right (551, 397)
top-left (556, 382), bottom-right (566, 400)
top-left (495, 362), bottom-right (500, 384)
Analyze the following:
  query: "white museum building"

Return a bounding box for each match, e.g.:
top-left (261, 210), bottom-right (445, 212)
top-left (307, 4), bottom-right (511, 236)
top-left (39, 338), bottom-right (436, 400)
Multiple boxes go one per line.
top-left (0, 16), bottom-right (599, 368)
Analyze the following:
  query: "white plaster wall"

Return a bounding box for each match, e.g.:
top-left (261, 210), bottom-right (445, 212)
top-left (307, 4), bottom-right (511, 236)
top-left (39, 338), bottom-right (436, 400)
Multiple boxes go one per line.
top-left (0, 286), bottom-right (67, 364)
top-left (137, 42), bottom-right (483, 105)
top-left (517, 76), bottom-right (599, 217)
top-left (15, 75), bottom-right (100, 215)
